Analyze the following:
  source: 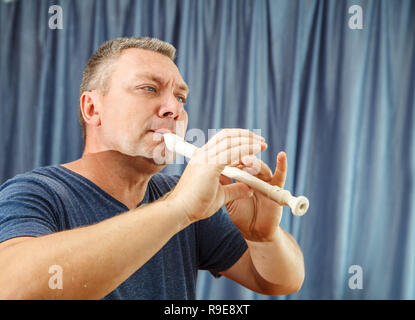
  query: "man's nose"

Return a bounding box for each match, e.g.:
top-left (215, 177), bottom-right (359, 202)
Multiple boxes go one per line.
top-left (157, 94), bottom-right (183, 120)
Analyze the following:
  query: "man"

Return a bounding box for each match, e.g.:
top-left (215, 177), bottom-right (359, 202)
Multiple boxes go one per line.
top-left (0, 37), bottom-right (304, 299)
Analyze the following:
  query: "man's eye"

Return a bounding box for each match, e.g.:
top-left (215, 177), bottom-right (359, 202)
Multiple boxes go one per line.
top-left (143, 86), bottom-right (156, 92)
top-left (177, 96), bottom-right (186, 103)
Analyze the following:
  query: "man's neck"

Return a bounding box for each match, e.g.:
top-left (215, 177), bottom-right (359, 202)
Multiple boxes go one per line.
top-left (62, 151), bottom-right (165, 210)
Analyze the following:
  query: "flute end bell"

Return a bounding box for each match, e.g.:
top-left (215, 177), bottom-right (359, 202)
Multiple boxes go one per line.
top-left (289, 196), bottom-right (309, 216)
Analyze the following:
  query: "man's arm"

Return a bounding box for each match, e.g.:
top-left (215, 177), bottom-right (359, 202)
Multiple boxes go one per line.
top-left (220, 226), bottom-right (305, 295)
top-left (0, 130), bottom-right (263, 299)
top-left (0, 199), bottom-right (190, 299)
top-left (0, 129), bottom-right (295, 299)
top-left (220, 151), bottom-right (305, 295)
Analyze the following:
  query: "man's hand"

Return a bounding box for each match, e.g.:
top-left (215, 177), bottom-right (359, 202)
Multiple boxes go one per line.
top-left (166, 131), bottom-right (305, 294)
top-left (167, 129), bottom-right (267, 223)
top-left (223, 152), bottom-right (288, 242)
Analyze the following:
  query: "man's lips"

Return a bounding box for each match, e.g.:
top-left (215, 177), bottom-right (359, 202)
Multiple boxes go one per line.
top-left (149, 129), bottom-right (176, 145)
top-left (150, 128), bottom-right (175, 134)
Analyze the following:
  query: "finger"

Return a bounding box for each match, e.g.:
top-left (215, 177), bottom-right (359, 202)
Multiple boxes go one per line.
top-left (205, 136), bottom-right (265, 159)
top-left (240, 156), bottom-right (273, 181)
top-left (216, 142), bottom-right (267, 165)
top-left (204, 129), bottom-right (264, 151)
top-left (271, 152), bottom-right (287, 188)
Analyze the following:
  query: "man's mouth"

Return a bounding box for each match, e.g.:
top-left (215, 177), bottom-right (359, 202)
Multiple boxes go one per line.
top-left (149, 128), bottom-right (176, 143)
top-left (150, 128), bottom-right (175, 134)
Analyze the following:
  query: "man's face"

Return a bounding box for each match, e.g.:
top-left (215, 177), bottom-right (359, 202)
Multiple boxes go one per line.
top-left (95, 48), bottom-right (189, 162)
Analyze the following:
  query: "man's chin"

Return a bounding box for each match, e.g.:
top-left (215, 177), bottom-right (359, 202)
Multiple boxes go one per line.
top-left (113, 138), bottom-right (176, 166)
top-left (141, 155), bottom-right (168, 169)
top-left (128, 147), bottom-right (175, 167)
top-left (140, 154), bottom-right (171, 166)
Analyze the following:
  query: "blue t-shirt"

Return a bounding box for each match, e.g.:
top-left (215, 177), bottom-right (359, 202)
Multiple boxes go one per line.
top-left (0, 165), bottom-right (248, 299)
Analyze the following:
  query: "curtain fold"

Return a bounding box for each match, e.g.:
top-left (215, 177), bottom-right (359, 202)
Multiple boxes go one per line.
top-left (1, 0), bottom-right (414, 299)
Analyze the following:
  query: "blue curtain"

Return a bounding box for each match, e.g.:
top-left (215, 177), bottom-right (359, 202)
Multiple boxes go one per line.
top-left (1, 0), bottom-right (414, 299)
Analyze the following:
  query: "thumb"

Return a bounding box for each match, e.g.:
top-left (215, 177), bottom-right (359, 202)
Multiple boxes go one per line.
top-left (222, 182), bottom-right (253, 203)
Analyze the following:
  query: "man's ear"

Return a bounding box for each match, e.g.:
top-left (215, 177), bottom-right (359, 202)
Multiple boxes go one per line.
top-left (79, 91), bottom-right (102, 128)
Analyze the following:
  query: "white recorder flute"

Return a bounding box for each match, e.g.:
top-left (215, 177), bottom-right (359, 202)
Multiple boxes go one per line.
top-left (163, 133), bottom-right (309, 216)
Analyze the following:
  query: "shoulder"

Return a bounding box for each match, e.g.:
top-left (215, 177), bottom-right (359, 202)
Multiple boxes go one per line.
top-left (0, 166), bottom-right (67, 232)
top-left (0, 166), bottom-right (63, 199)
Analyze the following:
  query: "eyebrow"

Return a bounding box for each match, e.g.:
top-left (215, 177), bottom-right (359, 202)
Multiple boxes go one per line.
top-left (133, 72), bottom-right (189, 94)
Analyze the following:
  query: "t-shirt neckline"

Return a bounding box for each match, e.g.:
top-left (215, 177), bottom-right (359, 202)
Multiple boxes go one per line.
top-left (55, 165), bottom-right (150, 210)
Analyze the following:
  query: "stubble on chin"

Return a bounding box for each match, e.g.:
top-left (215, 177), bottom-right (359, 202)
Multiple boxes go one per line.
top-left (117, 133), bottom-right (174, 166)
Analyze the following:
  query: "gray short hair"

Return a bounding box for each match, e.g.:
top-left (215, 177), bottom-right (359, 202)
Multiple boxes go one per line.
top-left (79, 37), bottom-right (177, 144)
